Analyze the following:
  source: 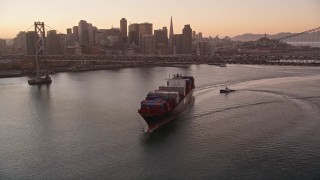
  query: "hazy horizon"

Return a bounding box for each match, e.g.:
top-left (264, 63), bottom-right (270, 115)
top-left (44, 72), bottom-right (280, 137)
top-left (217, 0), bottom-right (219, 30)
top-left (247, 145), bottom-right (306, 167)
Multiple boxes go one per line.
top-left (0, 0), bottom-right (319, 39)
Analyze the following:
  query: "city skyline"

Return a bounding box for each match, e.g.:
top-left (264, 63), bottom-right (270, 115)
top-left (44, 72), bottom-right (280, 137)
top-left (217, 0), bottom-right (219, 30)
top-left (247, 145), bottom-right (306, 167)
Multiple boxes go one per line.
top-left (1, 0), bottom-right (319, 39)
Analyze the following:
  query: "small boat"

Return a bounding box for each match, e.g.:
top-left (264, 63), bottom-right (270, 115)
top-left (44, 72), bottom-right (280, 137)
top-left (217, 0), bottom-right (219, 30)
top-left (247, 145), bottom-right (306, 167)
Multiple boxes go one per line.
top-left (220, 85), bottom-right (235, 93)
top-left (219, 63), bottom-right (227, 67)
top-left (208, 63), bottom-right (227, 67)
top-left (28, 75), bottom-right (52, 85)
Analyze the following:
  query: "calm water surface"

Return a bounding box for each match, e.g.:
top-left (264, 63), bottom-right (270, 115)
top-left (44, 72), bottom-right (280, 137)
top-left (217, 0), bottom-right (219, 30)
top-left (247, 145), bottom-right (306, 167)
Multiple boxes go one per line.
top-left (1, 65), bottom-right (320, 179)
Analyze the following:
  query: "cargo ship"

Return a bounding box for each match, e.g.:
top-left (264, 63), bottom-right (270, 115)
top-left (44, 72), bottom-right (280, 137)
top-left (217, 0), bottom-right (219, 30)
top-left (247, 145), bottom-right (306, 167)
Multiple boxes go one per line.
top-left (138, 74), bottom-right (195, 133)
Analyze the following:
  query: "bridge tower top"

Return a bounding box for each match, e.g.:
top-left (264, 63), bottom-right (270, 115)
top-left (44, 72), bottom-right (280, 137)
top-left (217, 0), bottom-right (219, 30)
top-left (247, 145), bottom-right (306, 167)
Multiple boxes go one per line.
top-left (34, 22), bottom-right (45, 55)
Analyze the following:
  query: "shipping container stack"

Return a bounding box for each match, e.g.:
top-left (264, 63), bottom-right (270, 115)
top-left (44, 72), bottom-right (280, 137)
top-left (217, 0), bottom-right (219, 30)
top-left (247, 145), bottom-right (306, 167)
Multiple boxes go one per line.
top-left (138, 74), bottom-right (195, 116)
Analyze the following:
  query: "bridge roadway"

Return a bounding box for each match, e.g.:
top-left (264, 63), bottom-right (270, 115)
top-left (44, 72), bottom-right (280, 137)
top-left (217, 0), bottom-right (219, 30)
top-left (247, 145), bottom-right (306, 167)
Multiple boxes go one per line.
top-left (1, 54), bottom-right (320, 66)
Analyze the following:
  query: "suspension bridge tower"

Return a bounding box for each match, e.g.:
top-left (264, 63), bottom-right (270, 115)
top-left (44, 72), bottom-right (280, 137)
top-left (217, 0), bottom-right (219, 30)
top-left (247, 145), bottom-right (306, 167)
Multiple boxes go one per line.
top-left (28, 22), bottom-right (52, 85)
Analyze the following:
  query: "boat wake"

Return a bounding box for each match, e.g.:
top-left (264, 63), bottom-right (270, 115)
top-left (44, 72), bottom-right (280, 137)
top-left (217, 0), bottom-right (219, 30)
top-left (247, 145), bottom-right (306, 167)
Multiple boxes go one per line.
top-left (192, 75), bottom-right (320, 122)
top-left (192, 100), bottom-right (278, 119)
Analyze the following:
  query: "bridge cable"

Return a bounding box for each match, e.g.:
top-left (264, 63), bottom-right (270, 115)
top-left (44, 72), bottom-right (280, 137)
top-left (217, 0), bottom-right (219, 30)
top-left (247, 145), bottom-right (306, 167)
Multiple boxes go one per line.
top-left (5, 24), bottom-right (35, 47)
top-left (276, 26), bottom-right (320, 41)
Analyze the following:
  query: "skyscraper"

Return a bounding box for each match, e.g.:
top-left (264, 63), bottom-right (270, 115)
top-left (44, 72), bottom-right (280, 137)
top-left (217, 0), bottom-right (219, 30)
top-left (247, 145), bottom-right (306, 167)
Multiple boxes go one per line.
top-left (139, 23), bottom-right (153, 35)
top-left (169, 16), bottom-right (174, 47)
top-left (120, 18), bottom-right (127, 43)
top-left (182, 24), bottom-right (192, 54)
top-left (128, 22), bottom-right (152, 47)
top-left (128, 23), bottom-right (140, 46)
top-left (154, 27), bottom-right (168, 50)
top-left (78, 20), bottom-right (89, 44)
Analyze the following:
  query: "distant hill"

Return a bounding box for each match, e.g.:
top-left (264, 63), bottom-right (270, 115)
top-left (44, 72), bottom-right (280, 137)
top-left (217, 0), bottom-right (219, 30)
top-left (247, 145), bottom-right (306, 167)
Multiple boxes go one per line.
top-left (232, 32), bottom-right (293, 41)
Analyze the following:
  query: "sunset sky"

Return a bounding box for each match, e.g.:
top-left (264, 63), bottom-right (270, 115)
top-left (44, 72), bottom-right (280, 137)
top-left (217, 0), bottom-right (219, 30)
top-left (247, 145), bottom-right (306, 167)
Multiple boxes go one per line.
top-left (0, 0), bottom-right (319, 39)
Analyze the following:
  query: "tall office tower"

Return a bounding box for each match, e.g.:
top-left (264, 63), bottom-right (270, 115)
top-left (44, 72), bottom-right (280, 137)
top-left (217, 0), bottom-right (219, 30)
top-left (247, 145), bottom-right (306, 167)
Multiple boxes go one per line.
top-left (72, 26), bottom-right (79, 41)
top-left (139, 23), bottom-right (152, 51)
top-left (139, 23), bottom-right (153, 35)
top-left (120, 18), bottom-right (127, 43)
top-left (169, 16), bottom-right (174, 47)
top-left (154, 27), bottom-right (168, 49)
top-left (182, 24), bottom-right (192, 54)
top-left (78, 20), bottom-right (89, 44)
top-left (128, 23), bottom-right (140, 46)
top-left (128, 22), bottom-right (152, 47)
top-left (140, 34), bottom-right (155, 54)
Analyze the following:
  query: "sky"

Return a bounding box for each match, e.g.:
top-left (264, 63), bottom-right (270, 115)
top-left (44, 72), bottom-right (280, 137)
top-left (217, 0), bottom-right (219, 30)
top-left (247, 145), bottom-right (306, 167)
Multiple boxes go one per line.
top-left (0, 0), bottom-right (319, 39)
